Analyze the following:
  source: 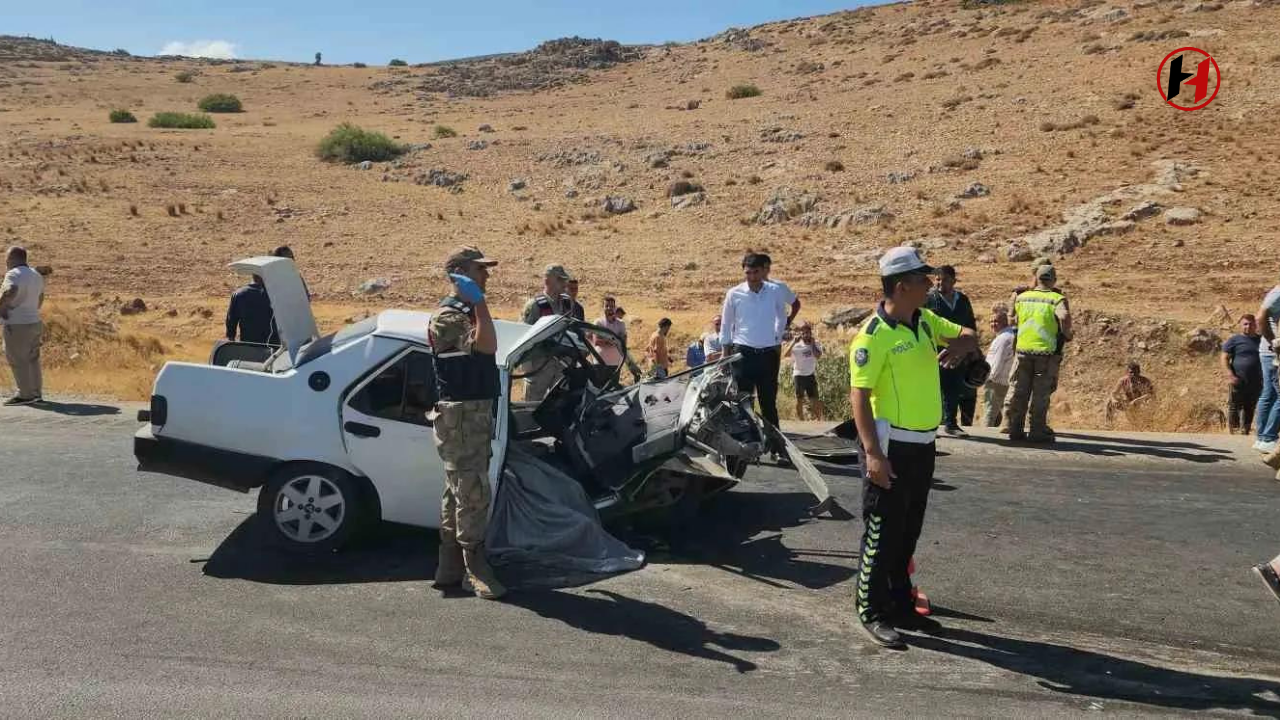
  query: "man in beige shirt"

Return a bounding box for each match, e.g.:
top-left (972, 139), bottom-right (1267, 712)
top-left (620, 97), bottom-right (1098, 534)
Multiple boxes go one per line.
top-left (0, 246), bottom-right (46, 405)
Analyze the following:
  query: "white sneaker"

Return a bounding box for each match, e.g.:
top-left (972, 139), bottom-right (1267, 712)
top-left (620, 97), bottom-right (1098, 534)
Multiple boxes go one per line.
top-left (1257, 440), bottom-right (1278, 454)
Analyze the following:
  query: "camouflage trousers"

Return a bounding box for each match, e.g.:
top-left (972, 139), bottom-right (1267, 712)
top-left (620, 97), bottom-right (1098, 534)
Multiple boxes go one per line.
top-left (1002, 354), bottom-right (1061, 434)
top-left (523, 360), bottom-right (563, 402)
top-left (432, 399), bottom-right (495, 549)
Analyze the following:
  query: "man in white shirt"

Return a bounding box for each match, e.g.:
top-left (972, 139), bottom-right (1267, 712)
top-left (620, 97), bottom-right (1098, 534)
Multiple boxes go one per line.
top-left (983, 307), bottom-right (1017, 427)
top-left (760, 253), bottom-right (801, 329)
top-left (786, 321), bottom-right (824, 421)
top-left (0, 246), bottom-right (46, 406)
top-left (720, 253), bottom-right (791, 455)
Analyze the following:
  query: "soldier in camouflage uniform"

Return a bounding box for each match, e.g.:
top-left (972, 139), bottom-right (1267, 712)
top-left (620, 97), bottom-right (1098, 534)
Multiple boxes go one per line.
top-left (428, 246), bottom-right (505, 599)
top-left (519, 264), bottom-right (575, 401)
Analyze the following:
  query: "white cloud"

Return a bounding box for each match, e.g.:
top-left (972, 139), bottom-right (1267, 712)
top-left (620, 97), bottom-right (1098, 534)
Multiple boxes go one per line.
top-left (159, 40), bottom-right (239, 59)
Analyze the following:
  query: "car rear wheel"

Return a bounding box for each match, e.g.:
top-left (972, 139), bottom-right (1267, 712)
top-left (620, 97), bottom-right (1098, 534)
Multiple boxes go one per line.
top-left (257, 464), bottom-right (369, 553)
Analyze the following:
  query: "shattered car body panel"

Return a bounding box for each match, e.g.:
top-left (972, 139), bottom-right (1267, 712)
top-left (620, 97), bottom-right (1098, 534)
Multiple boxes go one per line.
top-left (505, 321), bottom-right (773, 518)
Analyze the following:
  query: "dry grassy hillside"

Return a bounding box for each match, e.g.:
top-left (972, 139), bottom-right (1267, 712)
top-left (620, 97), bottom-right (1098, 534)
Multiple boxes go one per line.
top-left (1, 0), bottom-right (1278, 429)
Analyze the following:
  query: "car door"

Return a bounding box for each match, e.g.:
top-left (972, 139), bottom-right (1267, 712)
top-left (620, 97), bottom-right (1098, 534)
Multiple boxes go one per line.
top-left (341, 348), bottom-right (446, 528)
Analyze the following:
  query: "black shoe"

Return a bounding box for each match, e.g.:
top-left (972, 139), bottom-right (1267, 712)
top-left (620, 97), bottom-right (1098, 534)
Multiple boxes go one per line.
top-left (1008, 430), bottom-right (1027, 442)
top-left (2, 396), bottom-right (38, 407)
top-left (1254, 563), bottom-right (1280, 607)
top-left (943, 424), bottom-right (967, 437)
top-left (1027, 432), bottom-right (1056, 444)
top-left (892, 610), bottom-right (942, 634)
top-left (858, 619), bottom-right (906, 649)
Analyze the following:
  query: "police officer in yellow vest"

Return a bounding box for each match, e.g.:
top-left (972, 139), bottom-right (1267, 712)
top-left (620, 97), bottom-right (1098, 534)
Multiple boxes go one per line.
top-left (849, 247), bottom-right (978, 649)
top-left (1002, 263), bottom-right (1073, 443)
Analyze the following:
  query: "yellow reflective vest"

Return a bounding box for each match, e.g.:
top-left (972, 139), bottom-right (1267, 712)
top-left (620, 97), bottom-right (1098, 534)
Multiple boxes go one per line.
top-left (1014, 289), bottom-right (1065, 354)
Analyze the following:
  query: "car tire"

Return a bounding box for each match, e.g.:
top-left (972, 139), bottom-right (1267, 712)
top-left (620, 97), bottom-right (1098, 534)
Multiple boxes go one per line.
top-left (257, 463), bottom-right (370, 553)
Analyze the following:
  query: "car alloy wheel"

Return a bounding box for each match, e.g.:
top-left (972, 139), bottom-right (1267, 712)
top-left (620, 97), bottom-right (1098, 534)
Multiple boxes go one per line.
top-left (271, 473), bottom-right (347, 543)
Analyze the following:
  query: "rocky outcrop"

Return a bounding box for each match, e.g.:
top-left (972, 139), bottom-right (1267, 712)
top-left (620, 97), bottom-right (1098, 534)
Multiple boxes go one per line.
top-left (1003, 160), bottom-right (1199, 260)
top-left (603, 196), bottom-right (636, 214)
top-left (822, 306), bottom-right (873, 330)
top-left (670, 191), bottom-right (706, 210)
top-left (1184, 328), bottom-right (1221, 353)
top-left (756, 187), bottom-right (819, 225)
top-left (358, 278), bottom-right (391, 295)
top-left (539, 148), bottom-right (603, 166)
top-left (760, 126), bottom-right (803, 143)
top-left (415, 37), bottom-right (641, 97)
top-left (801, 205), bottom-right (894, 229)
top-left (415, 168), bottom-right (468, 190)
top-left (1164, 207), bottom-right (1202, 225)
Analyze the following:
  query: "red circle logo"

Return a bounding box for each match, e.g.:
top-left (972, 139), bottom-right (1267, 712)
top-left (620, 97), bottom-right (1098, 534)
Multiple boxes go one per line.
top-left (1156, 47), bottom-right (1221, 111)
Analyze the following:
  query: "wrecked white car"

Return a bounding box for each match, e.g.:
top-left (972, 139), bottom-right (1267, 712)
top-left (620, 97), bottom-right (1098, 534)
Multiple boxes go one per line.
top-left (134, 256), bottom-right (830, 555)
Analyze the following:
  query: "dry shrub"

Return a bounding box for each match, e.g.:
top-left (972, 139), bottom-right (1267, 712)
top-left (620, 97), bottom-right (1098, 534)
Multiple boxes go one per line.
top-left (1006, 193), bottom-right (1033, 214)
top-left (535, 219), bottom-right (566, 236)
top-left (1105, 396), bottom-right (1226, 433)
top-left (1112, 93), bottom-right (1138, 111)
top-left (1040, 115), bottom-right (1099, 132)
top-left (0, 304), bottom-right (183, 400)
top-left (941, 155), bottom-right (981, 171)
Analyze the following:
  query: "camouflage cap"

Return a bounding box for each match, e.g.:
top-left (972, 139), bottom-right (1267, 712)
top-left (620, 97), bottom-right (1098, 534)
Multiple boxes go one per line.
top-left (1036, 263), bottom-right (1057, 279)
top-left (445, 246), bottom-right (498, 272)
top-left (544, 264), bottom-right (573, 281)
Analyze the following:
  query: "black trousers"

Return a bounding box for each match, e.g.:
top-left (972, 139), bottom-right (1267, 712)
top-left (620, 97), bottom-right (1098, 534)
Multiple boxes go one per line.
top-left (1229, 381), bottom-right (1262, 434)
top-left (856, 439), bottom-right (935, 624)
top-left (733, 344), bottom-right (782, 431)
top-left (940, 367), bottom-right (976, 426)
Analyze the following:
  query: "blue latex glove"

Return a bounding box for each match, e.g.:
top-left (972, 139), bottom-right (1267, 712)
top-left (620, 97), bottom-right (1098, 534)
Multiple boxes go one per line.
top-left (448, 273), bottom-right (485, 304)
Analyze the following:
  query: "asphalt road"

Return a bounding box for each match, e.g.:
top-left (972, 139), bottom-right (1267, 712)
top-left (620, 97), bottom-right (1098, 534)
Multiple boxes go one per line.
top-left (2, 402), bottom-right (1280, 718)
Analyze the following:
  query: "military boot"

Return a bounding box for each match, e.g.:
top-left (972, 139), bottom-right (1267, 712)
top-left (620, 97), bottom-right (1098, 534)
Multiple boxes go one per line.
top-left (462, 545), bottom-right (507, 600)
top-left (1262, 447), bottom-right (1280, 471)
top-left (433, 541), bottom-right (465, 588)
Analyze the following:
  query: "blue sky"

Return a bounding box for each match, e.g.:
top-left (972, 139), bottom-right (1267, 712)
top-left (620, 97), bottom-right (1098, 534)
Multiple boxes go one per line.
top-left (7, 0), bottom-right (878, 64)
